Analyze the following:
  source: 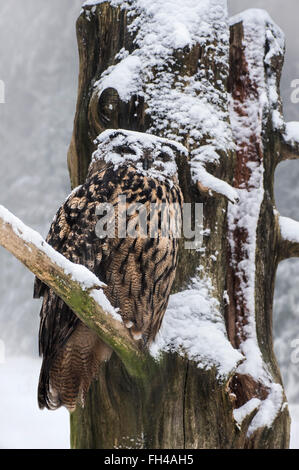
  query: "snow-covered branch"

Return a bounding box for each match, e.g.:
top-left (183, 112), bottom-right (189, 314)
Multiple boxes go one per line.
top-left (0, 205), bottom-right (152, 378)
top-left (280, 122), bottom-right (299, 162)
top-left (195, 170), bottom-right (239, 204)
top-left (279, 216), bottom-right (299, 259)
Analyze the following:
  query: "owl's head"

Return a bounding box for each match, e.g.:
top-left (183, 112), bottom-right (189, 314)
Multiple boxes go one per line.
top-left (89, 129), bottom-right (188, 182)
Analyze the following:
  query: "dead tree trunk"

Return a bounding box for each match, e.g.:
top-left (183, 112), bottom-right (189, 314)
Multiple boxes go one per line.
top-left (66, 1), bottom-right (294, 448)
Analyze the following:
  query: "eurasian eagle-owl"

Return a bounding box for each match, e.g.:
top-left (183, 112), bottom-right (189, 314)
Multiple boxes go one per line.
top-left (34, 129), bottom-right (184, 411)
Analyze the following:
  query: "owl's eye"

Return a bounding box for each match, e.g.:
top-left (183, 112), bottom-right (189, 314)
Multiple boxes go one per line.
top-left (114, 145), bottom-right (136, 155)
top-left (158, 152), bottom-right (172, 162)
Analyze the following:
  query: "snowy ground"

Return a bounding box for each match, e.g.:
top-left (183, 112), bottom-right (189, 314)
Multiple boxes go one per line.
top-left (0, 355), bottom-right (298, 449)
top-left (0, 356), bottom-right (69, 449)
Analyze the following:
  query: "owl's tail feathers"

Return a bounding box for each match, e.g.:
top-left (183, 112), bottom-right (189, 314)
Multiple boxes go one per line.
top-left (38, 323), bottom-right (112, 411)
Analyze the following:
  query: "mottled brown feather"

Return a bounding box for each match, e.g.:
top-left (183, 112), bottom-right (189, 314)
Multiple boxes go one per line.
top-left (34, 161), bottom-right (183, 411)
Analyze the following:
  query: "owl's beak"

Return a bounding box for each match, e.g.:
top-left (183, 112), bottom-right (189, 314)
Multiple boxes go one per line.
top-left (142, 157), bottom-right (151, 170)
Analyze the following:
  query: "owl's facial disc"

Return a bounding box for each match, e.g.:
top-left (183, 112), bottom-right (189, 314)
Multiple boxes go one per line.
top-left (91, 129), bottom-right (188, 182)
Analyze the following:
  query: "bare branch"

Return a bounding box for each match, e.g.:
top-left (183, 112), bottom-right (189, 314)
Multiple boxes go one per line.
top-left (279, 215), bottom-right (299, 260)
top-left (0, 205), bottom-right (154, 379)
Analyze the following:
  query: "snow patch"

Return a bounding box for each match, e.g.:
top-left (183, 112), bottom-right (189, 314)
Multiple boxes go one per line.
top-left (284, 121), bottom-right (299, 144)
top-left (230, 9), bottom-right (285, 133)
top-left (193, 163), bottom-right (239, 203)
top-left (227, 167), bottom-right (265, 384)
top-left (279, 216), bottom-right (299, 244)
top-left (150, 276), bottom-right (244, 379)
top-left (233, 398), bottom-right (261, 428)
top-left (91, 289), bottom-right (122, 322)
top-left (233, 384), bottom-right (284, 437)
top-left (247, 384), bottom-right (284, 436)
top-left (95, 55), bottom-right (142, 102)
top-left (230, 8), bottom-right (283, 39)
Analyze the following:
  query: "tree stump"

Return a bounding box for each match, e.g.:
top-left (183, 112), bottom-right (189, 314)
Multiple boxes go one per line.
top-left (67, 1), bottom-right (296, 449)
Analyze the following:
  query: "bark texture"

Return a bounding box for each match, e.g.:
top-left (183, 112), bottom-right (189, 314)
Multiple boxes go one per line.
top-left (67, 2), bottom-right (292, 449)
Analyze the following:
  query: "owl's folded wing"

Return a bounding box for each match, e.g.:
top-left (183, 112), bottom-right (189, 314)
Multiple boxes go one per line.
top-left (33, 185), bottom-right (83, 298)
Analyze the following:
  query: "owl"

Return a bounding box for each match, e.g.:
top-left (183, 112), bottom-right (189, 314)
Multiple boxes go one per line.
top-left (34, 129), bottom-right (184, 411)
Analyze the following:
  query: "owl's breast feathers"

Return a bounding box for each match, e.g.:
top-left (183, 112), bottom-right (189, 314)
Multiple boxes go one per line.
top-left (34, 164), bottom-right (183, 410)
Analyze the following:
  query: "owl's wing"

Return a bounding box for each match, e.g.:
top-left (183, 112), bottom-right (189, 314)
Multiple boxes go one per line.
top-left (33, 206), bottom-right (73, 299)
top-left (34, 185), bottom-right (86, 354)
top-left (33, 181), bottom-right (104, 297)
top-left (34, 177), bottom-right (114, 409)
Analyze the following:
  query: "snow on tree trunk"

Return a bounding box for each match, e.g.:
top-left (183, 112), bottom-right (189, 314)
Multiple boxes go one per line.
top-left (226, 9), bottom-right (290, 444)
top-left (67, 1), bottom-right (295, 448)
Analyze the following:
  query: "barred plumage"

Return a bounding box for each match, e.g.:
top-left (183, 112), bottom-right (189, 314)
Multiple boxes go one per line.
top-left (34, 130), bottom-right (184, 411)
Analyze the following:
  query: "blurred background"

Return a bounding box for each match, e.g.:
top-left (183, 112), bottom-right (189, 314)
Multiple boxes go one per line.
top-left (0, 0), bottom-right (298, 448)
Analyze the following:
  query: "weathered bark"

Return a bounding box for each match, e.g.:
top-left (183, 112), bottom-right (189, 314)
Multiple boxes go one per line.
top-left (279, 133), bottom-right (299, 162)
top-left (280, 238), bottom-right (299, 260)
top-left (66, 2), bottom-right (292, 449)
top-left (226, 17), bottom-right (282, 391)
top-left (226, 16), bottom-right (290, 447)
